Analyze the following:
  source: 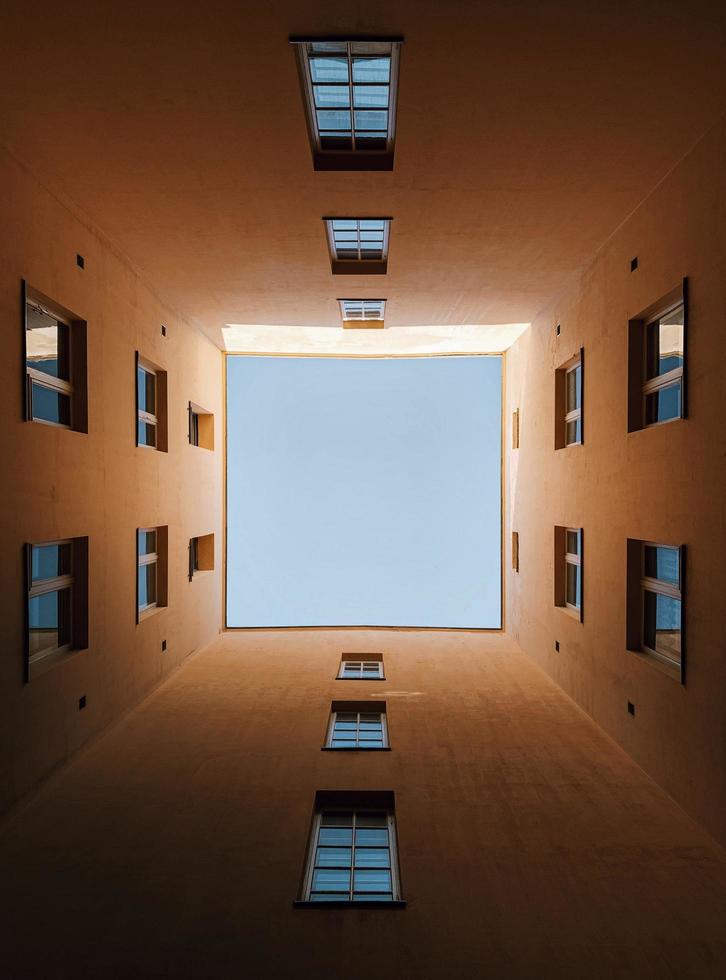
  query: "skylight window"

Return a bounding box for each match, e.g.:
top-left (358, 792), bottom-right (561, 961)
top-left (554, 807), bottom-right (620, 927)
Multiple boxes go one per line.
top-left (324, 218), bottom-right (391, 275)
top-left (339, 299), bottom-right (386, 327)
top-left (291, 37), bottom-right (402, 170)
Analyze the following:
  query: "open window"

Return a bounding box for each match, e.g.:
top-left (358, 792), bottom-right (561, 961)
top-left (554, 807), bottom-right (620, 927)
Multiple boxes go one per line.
top-left (188, 402), bottom-right (214, 450)
top-left (24, 537), bottom-right (88, 680)
top-left (628, 281), bottom-right (687, 431)
top-left (23, 284), bottom-right (88, 432)
top-left (189, 533), bottom-right (215, 581)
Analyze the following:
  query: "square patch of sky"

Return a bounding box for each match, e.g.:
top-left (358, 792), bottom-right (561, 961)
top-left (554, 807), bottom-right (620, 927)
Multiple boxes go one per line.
top-left (226, 356), bottom-right (502, 627)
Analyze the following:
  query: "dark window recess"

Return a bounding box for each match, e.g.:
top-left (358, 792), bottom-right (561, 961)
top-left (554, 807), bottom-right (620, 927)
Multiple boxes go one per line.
top-left (76, 254), bottom-right (85, 269)
top-left (161, 639), bottom-right (167, 652)
top-left (627, 701), bottom-right (635, 716)
top-left (556, 323), bottom-right (561, 336)
top-left (631, 256), bottom-right (638, 272)
top-left (161, 325), bottom-right (167, 337)
top-left (555, 640), bottom-right (560, 652)
top-left (78, 695), bottom-right (87, 710)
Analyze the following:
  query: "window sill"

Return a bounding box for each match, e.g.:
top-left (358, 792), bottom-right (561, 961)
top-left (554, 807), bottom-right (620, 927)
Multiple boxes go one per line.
top-left (29, 644), bottom-right (87, 680)
top-left (555, 604), bottom-right (582, 622)
top-left (628, 416), bottom-right (686, 435)
top-left (138, 604), bottom-right (166, 623)
top-left (293, 900), bottom-right (406, 910)
top-left (321, 746), bottom-right (391, 752)
top-left (336, 677), bottom-right (387, 682)
top-left (627, 648), bottom-right (682, 683)
top-left (190, 569), bottom-right (214, 580)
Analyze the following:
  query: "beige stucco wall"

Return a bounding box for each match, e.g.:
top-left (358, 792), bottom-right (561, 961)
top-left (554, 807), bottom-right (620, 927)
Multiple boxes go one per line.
top-left (505, 117), bottom-right (726, 845)
top-left (0, 146), bottom-right (224, 813)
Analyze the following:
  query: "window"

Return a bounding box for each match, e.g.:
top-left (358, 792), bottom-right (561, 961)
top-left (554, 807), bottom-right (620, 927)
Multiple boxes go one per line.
top-left (512, 408), bottom-right (520, 449)
top-left (511, 531), bottom-right (519, 572)
top-left (628, 282), bottom-right (687, 431)
top-left (189, 533), bottom-right (214, 580)
top-left (24, 287), bottom-right (88, 432)
top-left (324, 218), bottom-right (391, 275)
top-left (188, 402), bottom-right (214, 450)
top-left (627, 539), bottom-right (684, 680)
top-left (299, 792), bottom-right (402, 904)
top-left (24, 537), bottom-right (88, 680)
top-left (291, 37), bottom-right (402, 171)
top-left (337, 655), bottom-right (385, 680)
top-left (136, 526), bottom-right (168, 620)
top-left (338, 298), bottom-right (386, 327)
top-left (325, 702), bottom-right (388, 749)
top-left (136, 353), bottom-right (168, 451)
top-left (554, 526), bottom-right (583, 621)
top-left (555, 350), bottom-right (583, 448)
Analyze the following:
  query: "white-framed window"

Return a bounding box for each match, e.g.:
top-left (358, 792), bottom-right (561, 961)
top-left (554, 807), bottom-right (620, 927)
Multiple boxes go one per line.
top-left (27, 540), bottom-right (73, 666)
top-left (326, 706), bottom-right (388, 749)
top-left (188, 401), bottom-right (214, 450)
top-left (564, 359), bottom-right (582, 446)
top-left (301, 807), bottom-right (401, 903)
top-left (337, 657), bottom-right (385, 680)
top-left (136, 360), bottom-right (158, 448)
top-left (564, 528), bottom-right (582, 613)
top-left (25, 299), bottom-right (73, 428)
top-left (338, 298), bottom-right (386, 325)
top-left (640, 542), bottom-right (682, 671)
top-left (642, 303), bottom-right (685, 426)
top-left (137, 528), bottom-right (158, 615)
top-left (291, 38), bottom-right (402, 170)
top-left (324, 218), bottom-right (391, 274)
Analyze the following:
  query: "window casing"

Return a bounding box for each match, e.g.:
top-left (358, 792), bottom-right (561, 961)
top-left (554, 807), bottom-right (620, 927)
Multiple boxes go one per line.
top-left (291, 38), bottom-right (402, 171)
top-left (339, 298), bottom-right (386, 327)
top-left (25, 537), bottom-right (88, 680)
top-left (337, 657), bottom-right (385, 680)
top-left (24, 288), bottom-right (88, 432)
top-left (189, 533), bottom-right (214, 580)
top-left (324, 218), bottom-right (391, 275)
top-left (137, 528), bottom-right (158, 614)
top-left (301, 807), bottom-right (401, 903)
top-left (628, 282), bottom-right (687, 432)
top-left (554, 526), bottom-right (583, 622)
top-left (137, 362), bottom-right (158, 448)
top-left (326, 704), bottom-right (388, 749)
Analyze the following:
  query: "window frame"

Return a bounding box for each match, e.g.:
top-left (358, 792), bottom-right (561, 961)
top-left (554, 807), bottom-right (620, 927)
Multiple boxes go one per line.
top-left (554, 348), bottom-right (584, 449)
top-left (323, 217), bottom-right (392, 275)
top-left (324, 704), bottom-right (389, 750)
top-left (337, 657), bottom-right (385, 680)
top-left (300, 806), bottom-right (402, 905)
top-left (564, 359), bottom-right (582, 446)
top-left (136, 527), bottom-right (159, 619)
top-left (564, 528), bottom-right (582, 615)
top-left (640, 541), bottom-right (683, 672)
top-left (291, 36), bottom-right (403, 172)
top-left (187, 400), bottom-right (214, 450)
top-left (627, 280), bottom-right (688, 433)
top-left (26, 539), bottom-right (74, 664)
top-left (338, 298), bottom-right (386, 327)
top-left (554, 526), bottom-right (584, 622)
top-left (136, 357), bottom-right (158, 449)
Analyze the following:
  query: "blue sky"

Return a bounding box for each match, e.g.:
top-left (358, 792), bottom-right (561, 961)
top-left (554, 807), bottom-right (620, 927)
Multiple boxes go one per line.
top-left (226, 356), bottom-right (501, 628)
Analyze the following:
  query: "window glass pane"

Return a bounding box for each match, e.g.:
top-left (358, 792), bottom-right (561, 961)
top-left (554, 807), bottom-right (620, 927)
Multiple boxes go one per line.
top-left (316, 109), bottom-right (351, 133)
top-left (356, 812), bottom-right (388, 827)
top-left (28, 588), bottom-right (70, 661)
top-left (566, 561), bottom-right (580, 608)
top-left (138, 562), bottom-right (157, 609)
top-left (331, 739), bottom-right (358, 749)
top-left (321, 812), bottom-right (354, 826)
top-left (137, 367), bottom-right (156, 415)
top-left (353, 85), bottom-right (389, 108)
top-left (354, 110), bottom-right (388, 131)
top-left (353, 869), bottom-right (392, 892)
top-left (318, 827), bottom-right (353, 846)
top-left (309, 42), bottom-right (348, 53)
top-left (310, 57), bottom-right (349, 83)
top-left (645, 382), bottom-right (681, 425)
top-left (352, 56), bottom-right (390, 83)
top-left (359, 219), bottom-right (385, 231)
top-left (312, 869), bottom-right (351, 892)
top-left (360, 249), bottom-right (383, 260)
top-left (565, 418), bottom-right (581, 445)
top-left (647, 305), bottom-right (684, 379)
top-left (26, 305), bottom-right (70, 380)
top-left (355, 828), bottom-right (389, 846)
top-left (310, 893), bottom-right (349, 902)
top-left (565, 531), bottom-right (579, 557)
top-left (138, 420), bottom-right (157, 447)
top-left (566, 364), bottom-right (581, 413)
top-left (31, 383), bottom-right (71, 426)
top-left (353, 893), bottom-right (393, 901)
top-left (315, 847), bottom-right (352, 868)
top-left (139, 530), bottom-right (157, 556)
top-left (643, 592), bottom-right (681, 664)
top-left (314, 85), bottom-right (350, 108)
top-left (644, 545), bottom-right (679, 585)
top-left (31, 543), bottom-right (71, 582)
top-left (359, 230), bottom-right (385, 242)
top-left (331, 220), bottom-right (358, 231)
top-left (354, 848), bottom-right (390, 868)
